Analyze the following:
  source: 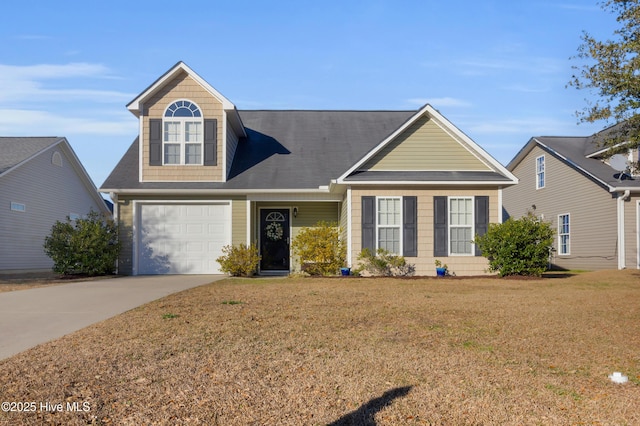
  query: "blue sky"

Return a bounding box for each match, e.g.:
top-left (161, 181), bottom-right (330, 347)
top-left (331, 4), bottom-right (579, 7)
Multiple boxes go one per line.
top-left (1, 1), bottom-right (618, 188)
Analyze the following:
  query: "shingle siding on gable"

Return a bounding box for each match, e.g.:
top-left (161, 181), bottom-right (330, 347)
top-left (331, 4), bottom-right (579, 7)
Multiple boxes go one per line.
top-left (363, 116), bottom-right (491, 172)
top-left (141, 72), bottom-right (224, 181)
top-left (504, 145), bottom-right (618, 270)
top-left (0, 146), bottom-right (107, 271)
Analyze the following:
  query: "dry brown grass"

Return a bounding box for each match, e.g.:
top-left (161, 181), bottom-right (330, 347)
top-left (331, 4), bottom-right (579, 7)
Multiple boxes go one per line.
top-left (0, 270), bottom-right (639, 425)
top-left (0, 273), bottom-right (115, 293)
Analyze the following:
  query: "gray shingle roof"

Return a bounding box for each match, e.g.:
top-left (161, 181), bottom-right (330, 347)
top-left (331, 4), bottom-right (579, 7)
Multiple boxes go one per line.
top-left (0, 137), bottom-right (63, 175)
top-left (101, 110), bottom-right (416, 191)
top-left (525, 135), bottom-right (640, 190)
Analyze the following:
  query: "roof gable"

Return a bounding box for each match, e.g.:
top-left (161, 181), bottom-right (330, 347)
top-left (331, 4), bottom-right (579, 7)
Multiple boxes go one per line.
top-left (0, 137), bottom-right (63, 176)
top-left (362, 114), bottom-right (491, 172)
top-left (338, 104), bottom-right (517, 184)
top-left (507, 136), bottom-right (640, 191)
top-left (127, 62), bottom-right (235, 114)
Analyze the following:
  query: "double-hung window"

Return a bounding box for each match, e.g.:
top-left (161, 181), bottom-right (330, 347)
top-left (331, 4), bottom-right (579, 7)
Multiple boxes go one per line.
top-left (377, 197), bottom-right (402, 254)
top-left (558, 214), bottom-right (570, 255)
top-left (536, 155), bottom-right (545, 189)
top-left (449, 197), bottom-right (473, 255)
top-left (163, 100), bottom-right (203, 165)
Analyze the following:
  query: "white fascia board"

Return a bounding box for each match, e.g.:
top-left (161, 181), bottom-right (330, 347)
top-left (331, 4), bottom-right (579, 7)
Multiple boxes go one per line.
top-left (535, 138), bottom-right (615, 192)
top-left (338, 105), bottom-right (429, 180)
top-left (337, 104), bottom-right (517, 184)
top-left (338, 180), bottom-right (516, 186)
top-left (585, 141), bottom-right (630, 158)
top-left (127, 62), bottom-right (236, 113)
top-left (100, 188), bottom-right (337, 196)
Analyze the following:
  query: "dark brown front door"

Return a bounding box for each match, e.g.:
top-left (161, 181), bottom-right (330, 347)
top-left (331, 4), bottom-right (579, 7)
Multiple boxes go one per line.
top-left (260, 209), bottom-right (290, 272)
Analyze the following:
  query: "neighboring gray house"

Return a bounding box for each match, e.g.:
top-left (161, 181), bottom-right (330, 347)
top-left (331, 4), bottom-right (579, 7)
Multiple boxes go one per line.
top-left (0, 137), bottom-right (112, 272)
top-left (503, 130), bottom-right (640, 271)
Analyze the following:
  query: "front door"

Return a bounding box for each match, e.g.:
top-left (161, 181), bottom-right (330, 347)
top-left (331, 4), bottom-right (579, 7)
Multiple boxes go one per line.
top-left (260, 208), bottom-right (290, 272)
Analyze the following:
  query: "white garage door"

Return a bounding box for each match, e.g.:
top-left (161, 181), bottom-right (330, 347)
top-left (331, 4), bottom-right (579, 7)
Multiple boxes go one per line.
top-left (137, 203), bottom-right (231, 274)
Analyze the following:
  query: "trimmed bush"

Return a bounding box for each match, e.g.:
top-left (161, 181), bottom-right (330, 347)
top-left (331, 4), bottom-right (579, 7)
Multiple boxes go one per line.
top-left (216, 243), bottom-right (261, 277)
top-left (43, 210), bottom-right (119, 276)
top-left (355, 248), bottom-right (416, 277)
top-left (291, 221), bottom-right (346, 276)
top-left (474, 212), bottom-right (555, 277)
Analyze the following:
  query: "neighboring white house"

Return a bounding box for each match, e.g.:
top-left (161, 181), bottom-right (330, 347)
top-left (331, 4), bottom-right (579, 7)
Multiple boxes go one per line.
top-left (0, 137), bottom-right (112, 273)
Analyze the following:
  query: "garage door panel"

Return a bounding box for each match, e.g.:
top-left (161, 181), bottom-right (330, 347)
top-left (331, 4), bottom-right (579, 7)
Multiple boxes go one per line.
top-left (137, 203), bottom-right (230, 275)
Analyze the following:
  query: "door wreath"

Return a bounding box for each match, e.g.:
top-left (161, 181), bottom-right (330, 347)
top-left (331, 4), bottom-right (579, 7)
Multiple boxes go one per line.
top-left (265, 221), bottom-right (284, 241)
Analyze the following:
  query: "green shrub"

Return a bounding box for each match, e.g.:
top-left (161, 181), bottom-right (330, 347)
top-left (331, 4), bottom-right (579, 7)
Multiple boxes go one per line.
top-left (291, 221), bottom-right (346, 276)
top-left (43, 210), bottom-right (119, 276)
top-left (474, 212), bottom-right (555, 277)
top-left (355, 248), bottom-right (416, 277)
top-left (216, 243), bottom-right (261, 277)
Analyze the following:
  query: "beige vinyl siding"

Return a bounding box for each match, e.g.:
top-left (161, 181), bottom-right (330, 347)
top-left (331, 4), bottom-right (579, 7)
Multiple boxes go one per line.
top-left (116, 195), bottom-right (247, 275)
top-left (503, 146), bottom-right (618, 270)
top-left (350, 186), bottom-right (497, 276)
top-left (141, 72), bottom-right (224, 182)
top-left (363, 116), bottom-right (492, 171)
top-left (0, 146), bottom-right (108, 271)
top-left (255, 201), bottom-right (340, 272)
top-left (116, 198), bottom-right (134, 275)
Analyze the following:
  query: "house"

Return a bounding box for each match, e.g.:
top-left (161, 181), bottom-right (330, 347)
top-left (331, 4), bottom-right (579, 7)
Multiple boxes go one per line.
top-left (100, 62), bottom-right (518, 276)
top-left (503, 129), bottom-right (640, 271)
top-left (0, 137), bottom-right (113, 272)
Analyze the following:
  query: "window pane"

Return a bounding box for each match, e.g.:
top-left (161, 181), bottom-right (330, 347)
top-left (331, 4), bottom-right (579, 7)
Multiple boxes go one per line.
top-left (450, 198), bottom-right (472, 226)
top-left (378, 227), bottom-right (400, 254)
top-left (164, 122), bottom-right (181, 142)
top-left (164, 144), bottom-right (180, 164)
top-left (185, 122), bottom-right (202, 142)
top-left (378, 198), bottom-right (400, 226)
top-left (450, 227), bottom-right (472, 254)
top-left (185, 144), bottom-right (201, 165)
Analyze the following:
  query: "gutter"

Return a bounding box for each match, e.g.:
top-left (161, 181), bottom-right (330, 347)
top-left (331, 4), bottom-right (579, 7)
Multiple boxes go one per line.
top-left (617, 190), bottom-right (631, 269)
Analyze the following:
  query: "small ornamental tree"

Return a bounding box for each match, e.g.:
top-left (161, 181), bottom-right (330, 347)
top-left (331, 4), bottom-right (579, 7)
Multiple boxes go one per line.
top-left (474, 212), bottom-right (554, 277)
top-left (291, 221), bottom-right (346, 276)
top-left (43, 210), bottom-right (120, 276)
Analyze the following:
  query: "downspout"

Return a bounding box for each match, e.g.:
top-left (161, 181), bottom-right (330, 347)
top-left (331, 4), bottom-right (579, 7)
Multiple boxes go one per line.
top-left (617, 190), bottom-right (631, 269)
top-left (109, 192), bottom-right (119, 274)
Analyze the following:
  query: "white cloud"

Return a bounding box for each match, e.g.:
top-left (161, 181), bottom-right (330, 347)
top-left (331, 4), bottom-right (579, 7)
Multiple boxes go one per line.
top-left (0, 63), bottom-right (133, 103)
top-left (0, 109), bottom-right (137, 136)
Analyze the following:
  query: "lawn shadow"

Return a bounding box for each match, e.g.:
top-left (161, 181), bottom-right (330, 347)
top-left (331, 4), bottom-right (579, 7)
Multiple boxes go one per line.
top-left (328, 386), bottom-right (413, 426)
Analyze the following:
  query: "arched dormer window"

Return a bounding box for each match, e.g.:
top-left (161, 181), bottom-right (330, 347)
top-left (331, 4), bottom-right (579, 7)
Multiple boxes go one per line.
top-left (163, 100), bottom-right (203, 165)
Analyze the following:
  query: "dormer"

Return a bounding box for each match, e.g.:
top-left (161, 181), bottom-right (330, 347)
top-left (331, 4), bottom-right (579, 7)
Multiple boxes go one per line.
top-left (126, 62), bottom-right (246, 182)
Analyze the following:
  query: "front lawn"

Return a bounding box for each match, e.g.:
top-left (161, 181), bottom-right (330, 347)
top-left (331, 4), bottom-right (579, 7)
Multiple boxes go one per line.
top-left (0, 270), bottom-right (639, 425)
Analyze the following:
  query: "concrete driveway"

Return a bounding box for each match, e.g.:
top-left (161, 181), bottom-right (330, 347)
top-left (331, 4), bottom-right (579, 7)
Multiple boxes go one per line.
top-left (0, 275), bottom-right (225, 360)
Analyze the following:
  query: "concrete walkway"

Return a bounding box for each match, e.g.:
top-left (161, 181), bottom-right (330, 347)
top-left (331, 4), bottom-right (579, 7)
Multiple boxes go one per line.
top-left (0, 275), bottom-right (225, 360)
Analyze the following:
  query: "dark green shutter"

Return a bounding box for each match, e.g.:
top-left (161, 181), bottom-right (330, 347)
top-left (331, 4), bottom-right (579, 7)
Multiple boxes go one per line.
top-left (474, 196), bottom-right (489, 256)
top-left (149, 119), bottom-right (162, 166)
top-left (433, 196), bottom-right (448, 257)
top-left (403, 196), bottom-right (417, 257)
top-left (361, 196), bottom-right (375, 253)
top-left (204, 119), bottom-right (217, 166)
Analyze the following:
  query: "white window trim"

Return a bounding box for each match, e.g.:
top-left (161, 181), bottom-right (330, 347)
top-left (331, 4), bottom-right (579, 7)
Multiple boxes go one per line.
top-left (375, 196), bottom-right (403, 255)
top-left (163, 99), bottom-right (204, 166)
top-left (10, 202), bottom-right (26, 212)
top-left (558, 213), bottom-right (570, 255)
top-left (448, 196), bottom-right (475, 256)
top-left (536, 155), bottom-right (545, 189)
